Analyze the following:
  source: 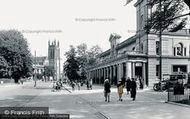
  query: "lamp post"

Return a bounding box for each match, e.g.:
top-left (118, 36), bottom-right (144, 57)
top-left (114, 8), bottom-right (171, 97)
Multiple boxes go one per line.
top-left (34, 51), bottom-right (37, 87)
top-left (159, 0), bottom-right (163, 90)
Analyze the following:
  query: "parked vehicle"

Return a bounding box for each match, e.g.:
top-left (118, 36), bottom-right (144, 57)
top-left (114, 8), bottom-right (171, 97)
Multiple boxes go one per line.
top-left (153, 73), bottom-right (190, 91)
top-left (153, 79), bottom-right (169, 91)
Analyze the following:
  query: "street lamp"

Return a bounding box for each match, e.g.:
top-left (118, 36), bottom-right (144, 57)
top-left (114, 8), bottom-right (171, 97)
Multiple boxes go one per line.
top-left (34, 51), bottom-right (37, 87)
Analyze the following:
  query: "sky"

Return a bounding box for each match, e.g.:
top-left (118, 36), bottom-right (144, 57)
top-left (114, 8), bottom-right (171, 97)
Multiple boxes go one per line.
top-left (0, 0), bottom-right (137, 61)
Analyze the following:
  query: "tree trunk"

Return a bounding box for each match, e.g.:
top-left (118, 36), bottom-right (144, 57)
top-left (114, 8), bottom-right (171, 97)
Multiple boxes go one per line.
top-left (14, 78), bottom-right (19, 83)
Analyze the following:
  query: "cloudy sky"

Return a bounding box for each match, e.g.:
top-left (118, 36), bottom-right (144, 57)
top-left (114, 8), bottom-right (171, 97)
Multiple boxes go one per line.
top-left (0, 0), bottom-right (137, 62)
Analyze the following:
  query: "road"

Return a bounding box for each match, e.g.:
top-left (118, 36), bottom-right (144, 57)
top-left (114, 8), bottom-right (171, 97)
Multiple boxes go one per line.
top-left (0, 81), bottom-right (190, 119)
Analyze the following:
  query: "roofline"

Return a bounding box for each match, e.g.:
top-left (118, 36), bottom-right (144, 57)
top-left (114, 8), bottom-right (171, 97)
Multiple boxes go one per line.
top-left (134, 0), bottom-right (143, 7)
top-left (97, 35), bottom-right (137, 58)
top-left (116, 35), bottom-right (137, 50)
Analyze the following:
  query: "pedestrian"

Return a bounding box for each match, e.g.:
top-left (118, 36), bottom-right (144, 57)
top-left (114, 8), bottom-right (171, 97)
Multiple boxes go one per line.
top-left (89, 79), bottom-right (92, 90)
top-left (72, 82), bottom-right (75, 91)
top-left (130, 78), bottom-right (137, 101)
top-left (77, 82), bottom-right (80, 90)
top-left (86, 80), bottom-right (89, 90)
top-left (126, 77), bottom-right (131, 95)
top-left (104, 79), bottom-right (111, 102)
top-left (117, 79), bottom-right (125, 101)
top-left (139, 77), bottom-right (144, 89)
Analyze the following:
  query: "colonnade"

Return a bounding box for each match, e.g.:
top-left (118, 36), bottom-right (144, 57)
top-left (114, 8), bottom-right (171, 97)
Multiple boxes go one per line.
top-left (87, 61), bottom-right (147, 86)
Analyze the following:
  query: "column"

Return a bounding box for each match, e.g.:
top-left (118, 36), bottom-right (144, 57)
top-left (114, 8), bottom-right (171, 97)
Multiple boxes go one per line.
top-left (95, 69), bottom-right (97, 84)
top-left (113, 65), bottom-right (116, 85)
top-left (126, 62), bottom-right (132, 79)
top-left (120, 63), bottom-right (124, 79)
top-left (131, 62), bottom-right (135, 78)
top-left (110, 66), bottom-right (112, 82)
top-left (117, 64), bottom-right (121, 82)
top-left (108, 66), bottom-right (110, 80)
top-left (105, 67), bottom-right (107, 79)
top-left (142, 62), bottom-right (146, 87)
top-left (98, 69), bottom-right (101, 84)
top-left (101, 68), bottom-right (104, 83)
top-left (106, 67), bottom-right (109, 79)
top-left (103, 67), bottom-right (106, 80)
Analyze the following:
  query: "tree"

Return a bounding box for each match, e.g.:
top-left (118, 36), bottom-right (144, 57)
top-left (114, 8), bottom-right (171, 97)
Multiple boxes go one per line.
top-left (76, 43), bottom-right (88, 82)
top-left (145, 0), bottom-right (188, 33)
top-left (0, 56), bottom-right (8, 78)
top-left (44, 66), bottom-right (55, 80)
top-left (64, 45), bottom-right (80, 82)
top-left (0, 30), bottom-right (33, 83)
top-left (87, 45), bottom-right (102, 65)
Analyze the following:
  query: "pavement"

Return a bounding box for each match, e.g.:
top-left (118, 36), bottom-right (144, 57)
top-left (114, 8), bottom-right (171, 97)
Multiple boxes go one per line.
top-left (0, 81), bottom-right (190, 119)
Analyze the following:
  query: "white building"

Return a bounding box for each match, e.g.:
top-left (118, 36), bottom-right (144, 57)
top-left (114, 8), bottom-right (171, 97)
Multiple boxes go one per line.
top-left (87, 0), bottom-right (190, 87)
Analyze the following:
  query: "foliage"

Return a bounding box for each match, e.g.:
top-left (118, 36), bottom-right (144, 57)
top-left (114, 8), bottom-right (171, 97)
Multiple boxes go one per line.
top-left (76, 44), bottom-right (88, 81)
top-left (145, 0), bottom-right (188, 33)
top-left (64, 44), bottom-right (102, 82)
top-left (44, 66), bottom-right (55, 78)
top-left (64, 45), bottom-right (80, 82)
top-left (0, 30), bottom-right (33, 83)
top-left (0, 56), bottom-right (8, 78)
top-left (87, 45), bottom-right (102, 65)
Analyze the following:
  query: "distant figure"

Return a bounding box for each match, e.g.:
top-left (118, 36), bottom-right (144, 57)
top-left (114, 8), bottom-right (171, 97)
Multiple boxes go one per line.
top-left (86, 80), bottom-right (89, 90)
top-left (104, 79), bottom-right (111, 102)
top-left (117, 79), bottom-right (125, 101)
top-left (20, 79), bottom-right (24, 85)
top-left (126, 77), bottom-right (131, 95)
top-left (139, 77), bottom-right (144, 89)
top-left (72, 82), bottom-right (75, 91)
top-left (77, 82), bottom-right (81, 90)
top-left (89, 79), bottom-right (92, 90)
top-left (130, 78), bottom-right (137, 101)
top-left (34, 79), bottom-right (37, 87)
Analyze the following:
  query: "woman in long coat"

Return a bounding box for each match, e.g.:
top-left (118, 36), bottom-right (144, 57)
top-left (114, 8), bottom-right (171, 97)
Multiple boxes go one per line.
top-left (130, 78), bottom-right (137, 101)
top-left (117, 80), bottom-right (125, 101)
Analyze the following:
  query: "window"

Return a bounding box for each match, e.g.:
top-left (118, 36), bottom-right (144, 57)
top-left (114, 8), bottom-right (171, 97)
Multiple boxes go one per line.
top-left (173, 65), bottom-right (187, 73)
top-left (148, 8), bottom-right (151, 19)
top-left (174, 42), bottom-right (185, 56)
top-left (140, 14), bottom-right (144, 29)
top-left (177, 43), bottom-right (183, 56)
top-left (156, 41), bottom-right (160, 55)
top-left (177, 47), bottom-right (182, 55)
top-left (140, 43), bottom-right (143, 53)
top-left (156, 65), bottom-right (160, 78)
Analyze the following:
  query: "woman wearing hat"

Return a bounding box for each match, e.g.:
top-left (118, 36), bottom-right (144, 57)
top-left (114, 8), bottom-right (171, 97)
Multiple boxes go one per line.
top-left (117, 79), bottom-right (125, 101)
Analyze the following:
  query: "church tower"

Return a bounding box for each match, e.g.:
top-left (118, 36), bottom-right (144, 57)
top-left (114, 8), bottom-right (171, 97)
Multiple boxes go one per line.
top-left (48, 40), bottom-right (61, 80)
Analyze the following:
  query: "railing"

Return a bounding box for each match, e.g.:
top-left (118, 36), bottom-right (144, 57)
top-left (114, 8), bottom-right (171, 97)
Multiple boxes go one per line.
top-left (167, 84), bottom-right (190, 103)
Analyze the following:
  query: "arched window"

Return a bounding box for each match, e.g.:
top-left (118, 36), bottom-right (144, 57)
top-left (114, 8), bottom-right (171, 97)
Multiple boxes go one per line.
top-left (174, 42), bottom-right (186, 56)
top-left (176, 43), bottom-right (183, 56)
